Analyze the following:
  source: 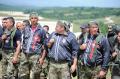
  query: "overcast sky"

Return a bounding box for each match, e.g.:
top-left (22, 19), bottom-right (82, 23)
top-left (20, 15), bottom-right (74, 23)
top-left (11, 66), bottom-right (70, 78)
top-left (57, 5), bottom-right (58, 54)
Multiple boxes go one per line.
top-left (0, 0), bottom-right (120, 7)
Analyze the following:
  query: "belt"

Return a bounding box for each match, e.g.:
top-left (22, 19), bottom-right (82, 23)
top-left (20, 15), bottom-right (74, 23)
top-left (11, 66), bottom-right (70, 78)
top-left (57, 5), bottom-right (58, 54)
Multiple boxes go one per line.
top-left (49, 58), bottom-right (68, 64)
top-left (24, 52), bottom-right (40, 56)
top-left (2, 48), bottom-right (15, 53)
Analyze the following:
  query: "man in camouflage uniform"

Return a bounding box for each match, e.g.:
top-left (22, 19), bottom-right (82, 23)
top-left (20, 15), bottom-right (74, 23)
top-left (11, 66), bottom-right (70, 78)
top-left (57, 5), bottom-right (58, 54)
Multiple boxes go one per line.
top-left (0, 23), bottom-right (4, 79)
top-left (78, 21), bottom-right (110, 79)
top-left (47, 20), bottom-right (79, 79)
top-left (111, 29), bottom-right (120, 79)
top-left (19, 12), bottom-right (46, 79)
top-left (0, 17), bottom-right (7, 61)
top-left (1, 17), bottom-right (21, 79)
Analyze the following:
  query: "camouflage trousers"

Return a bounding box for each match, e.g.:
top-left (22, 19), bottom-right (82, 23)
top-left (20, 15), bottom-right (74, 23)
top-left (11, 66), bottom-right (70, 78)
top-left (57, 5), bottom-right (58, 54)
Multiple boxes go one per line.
top-left (111, 64), bottom-right (120, 79)
top-left (0, 49), bottom-right (2, 79)
top-left (48, 61), bottom-right (71, 79)
top-left (18, 52), bottom-right (42, 79)
top-left (41, 58), bottom-right (49, 79)
top-left (77, 64), bottom-right (106, 79)
top-left (1, 50), bottom-right (19, 79)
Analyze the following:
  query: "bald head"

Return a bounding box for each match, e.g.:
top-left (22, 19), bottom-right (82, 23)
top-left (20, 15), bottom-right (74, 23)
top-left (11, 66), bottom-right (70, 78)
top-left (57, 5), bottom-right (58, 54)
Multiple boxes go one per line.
top-left (16, 22), bottom-right (23, 30)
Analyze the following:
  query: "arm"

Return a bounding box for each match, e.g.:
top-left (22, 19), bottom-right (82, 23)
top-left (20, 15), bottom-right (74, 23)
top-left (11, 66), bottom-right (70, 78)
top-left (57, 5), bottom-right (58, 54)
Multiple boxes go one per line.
top-left (39, 29), bottom-right (47, 65)
top-left (13, 40), bottom-right (21, 63)
top-left (12, 30), bottom-right (22, 64)
top-left (47, 32), bottom-right (55, 48)
top-left (71, 37), bottom-right (79, 73)
top-left (101, 37), bottom-right (110, 71)
top-left (39, 49), bottom-right (47, 65)
top-left (98, 37), bottom-right (110, 78)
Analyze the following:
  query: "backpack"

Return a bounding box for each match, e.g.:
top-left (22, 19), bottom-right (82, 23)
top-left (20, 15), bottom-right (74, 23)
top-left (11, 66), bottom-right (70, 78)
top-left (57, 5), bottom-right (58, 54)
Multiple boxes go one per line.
top-left (81, 34), bottom-right (104, 67)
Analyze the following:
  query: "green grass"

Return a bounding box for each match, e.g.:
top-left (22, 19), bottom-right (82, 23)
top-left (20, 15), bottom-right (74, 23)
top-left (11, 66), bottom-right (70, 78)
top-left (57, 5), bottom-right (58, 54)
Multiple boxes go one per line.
top-left (73, 18), bottom-right (105, 33)
top-left (73, 16), bottom-right (120, 33)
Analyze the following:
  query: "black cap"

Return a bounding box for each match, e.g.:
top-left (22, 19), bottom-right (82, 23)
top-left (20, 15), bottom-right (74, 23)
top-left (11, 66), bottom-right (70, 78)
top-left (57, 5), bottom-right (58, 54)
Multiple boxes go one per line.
top-left (80, 24), bottom-right (89, 29)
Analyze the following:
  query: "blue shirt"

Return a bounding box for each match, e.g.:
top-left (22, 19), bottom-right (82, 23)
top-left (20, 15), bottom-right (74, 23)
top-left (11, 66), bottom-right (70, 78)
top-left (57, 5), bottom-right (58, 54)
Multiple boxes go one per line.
top-left (48, 31), bottom-right (79, 61)
top-left (0, 26), bottom-right (3, 48)
top-left (22, 24), bottom-right (46, 54)
top-left (0, 26), bottom-right (3, 37)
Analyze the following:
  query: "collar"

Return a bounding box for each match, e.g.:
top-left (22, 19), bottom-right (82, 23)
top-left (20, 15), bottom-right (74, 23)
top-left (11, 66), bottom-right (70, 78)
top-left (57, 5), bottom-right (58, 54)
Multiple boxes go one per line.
top-left (55, 31), bottom-right (68, 36)
top-left (88, 33), bottom-right (98, 40)
top-left (30, 23), bottom-right (42, 30)
top-left (9, 27), bottom-right (16, 32)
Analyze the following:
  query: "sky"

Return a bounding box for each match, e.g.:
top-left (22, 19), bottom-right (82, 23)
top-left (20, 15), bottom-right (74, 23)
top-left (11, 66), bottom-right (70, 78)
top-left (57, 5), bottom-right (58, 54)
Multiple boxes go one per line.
top-left (0, 0), bottom-right (120, 8)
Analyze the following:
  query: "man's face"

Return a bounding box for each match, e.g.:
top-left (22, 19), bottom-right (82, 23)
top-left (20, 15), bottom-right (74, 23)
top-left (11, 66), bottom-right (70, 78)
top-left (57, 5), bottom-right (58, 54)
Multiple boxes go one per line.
top-left (55, 24), bottom-right (64, 34)
top-left (81, 28), bottom-right (86, 33)
top-left (16, 22), bottom-right (23, 30)
top-left (2, 20), bottom-right (7, 28)
top-left (22, 22), bottom-right (26, 28)
top-left (117, 32), bottom-right (120, 43)
top-left (108, 25), bottom-right (112, 32)
top-left (30, 16), bottom-right (38, 25)
top-left (89, 24), bottom-right (98, 35)
top-left (6, 19), bottom-right (13, 29)
top-left (43, 27), bottom-right (49, 33)
top-left (86, 28), bottom-right (89, 33)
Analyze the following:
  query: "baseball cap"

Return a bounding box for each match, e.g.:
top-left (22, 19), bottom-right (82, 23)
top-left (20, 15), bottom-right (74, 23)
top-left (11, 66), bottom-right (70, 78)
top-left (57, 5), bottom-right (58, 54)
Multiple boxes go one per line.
top-left (57, 20), bottom-right (70, 31)
top-left (80, 24), bottom-right (89, 29)
top-left (29, 12), bottom-right (39, 18)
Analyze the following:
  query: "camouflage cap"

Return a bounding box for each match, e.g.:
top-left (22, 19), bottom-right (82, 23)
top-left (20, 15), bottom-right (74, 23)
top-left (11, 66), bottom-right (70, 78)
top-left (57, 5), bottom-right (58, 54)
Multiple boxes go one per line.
top-left (57, 20), bottom-right (71, 31)
top-left (29, 12), bottom-right (39, 18)
top-left (88, 21), bottom-right (99, 27)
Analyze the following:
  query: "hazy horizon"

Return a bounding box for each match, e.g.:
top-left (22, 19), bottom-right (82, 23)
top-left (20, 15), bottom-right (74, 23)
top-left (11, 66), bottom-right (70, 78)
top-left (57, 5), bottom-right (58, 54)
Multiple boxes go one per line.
top-left (0, 0), bottom-right (120, 8)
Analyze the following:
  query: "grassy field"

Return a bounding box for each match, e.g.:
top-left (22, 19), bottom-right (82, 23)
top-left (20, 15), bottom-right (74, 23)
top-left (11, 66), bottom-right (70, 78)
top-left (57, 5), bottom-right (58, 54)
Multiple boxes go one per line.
top-left (73, 16), bottom-right (120, 33)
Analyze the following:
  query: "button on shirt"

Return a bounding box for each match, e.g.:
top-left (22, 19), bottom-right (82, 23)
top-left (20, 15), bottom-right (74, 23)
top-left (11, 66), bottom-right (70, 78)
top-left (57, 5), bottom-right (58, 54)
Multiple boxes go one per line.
top-left (48, 32), bottom-right (79, 61)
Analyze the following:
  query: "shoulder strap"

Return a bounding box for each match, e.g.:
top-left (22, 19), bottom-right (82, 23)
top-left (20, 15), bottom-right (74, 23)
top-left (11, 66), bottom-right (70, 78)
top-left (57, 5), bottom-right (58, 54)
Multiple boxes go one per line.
top-left (10, 28), bottom-right (17, 48)
top-left (95, 34), bottom-right (104, 44)
top-left (83, 33), bottom-right (88, 43)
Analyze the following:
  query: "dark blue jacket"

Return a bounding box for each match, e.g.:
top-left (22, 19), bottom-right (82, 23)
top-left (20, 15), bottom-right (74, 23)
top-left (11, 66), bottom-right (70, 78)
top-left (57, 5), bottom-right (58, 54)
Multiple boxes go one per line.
top-left (48, 31), bottom-right (79, 61)
top-left (79, 34), bottom-right (110, 70)
top-left (0, 26), bottom-right (3, 48)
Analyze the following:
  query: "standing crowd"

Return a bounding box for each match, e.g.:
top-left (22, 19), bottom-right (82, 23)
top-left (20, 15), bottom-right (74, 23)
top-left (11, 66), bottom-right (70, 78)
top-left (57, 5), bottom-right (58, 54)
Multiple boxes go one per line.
top-left (0, 12), bottom-right (120, 79)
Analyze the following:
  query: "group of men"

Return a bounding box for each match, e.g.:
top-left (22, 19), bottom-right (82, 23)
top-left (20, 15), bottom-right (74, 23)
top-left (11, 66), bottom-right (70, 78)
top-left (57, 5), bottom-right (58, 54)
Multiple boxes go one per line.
top-left (0, 12), bottom-right (119, 79)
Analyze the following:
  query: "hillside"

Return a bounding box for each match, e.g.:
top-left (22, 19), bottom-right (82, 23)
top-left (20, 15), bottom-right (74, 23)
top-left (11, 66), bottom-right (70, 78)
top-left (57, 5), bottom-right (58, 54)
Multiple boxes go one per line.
top-left (24, 7), bottom-right (120, 21)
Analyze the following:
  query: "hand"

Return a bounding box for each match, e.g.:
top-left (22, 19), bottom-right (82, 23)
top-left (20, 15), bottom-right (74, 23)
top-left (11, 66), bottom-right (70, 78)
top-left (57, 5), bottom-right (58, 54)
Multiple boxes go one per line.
top-left (39, 58), bottom-right (44, 65)
top-left (49, 38), bottom-right (55, 43)
top-left (112, 52), bottom-right (117, 58)
top-left (1, 34), bottom-right (7, 40)
top-left (80, 43), bottom-right (87, 50)
top-left (70, 64), bottom-right (77, 73)
top-left (98, 70), bottom-right (106, 79)
top-left (12, 56), bottom-right (18, 64)
top-left (47, 38), bottom-right (55, 48)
